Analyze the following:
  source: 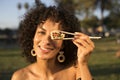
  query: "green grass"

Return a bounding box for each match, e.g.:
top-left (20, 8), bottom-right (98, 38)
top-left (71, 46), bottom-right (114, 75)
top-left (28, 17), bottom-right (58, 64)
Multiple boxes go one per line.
top-left (0, 49), bottom-right (29, 80)
top-left (0, 37), bottom-right (120, 80)
top-left (89, 37), bottom-right (120, 80)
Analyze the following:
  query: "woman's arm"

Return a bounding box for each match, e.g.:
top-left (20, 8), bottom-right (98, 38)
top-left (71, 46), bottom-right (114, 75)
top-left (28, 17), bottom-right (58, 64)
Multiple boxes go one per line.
top-left (76, 62), bottom-right (93, 80)
top-left (73, 32), bottom-right (94, 80)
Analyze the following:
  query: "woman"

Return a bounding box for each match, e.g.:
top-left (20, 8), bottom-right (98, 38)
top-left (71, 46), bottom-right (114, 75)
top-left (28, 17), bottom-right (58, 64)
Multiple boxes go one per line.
top-left (11, 5), bottom-right (94, 80)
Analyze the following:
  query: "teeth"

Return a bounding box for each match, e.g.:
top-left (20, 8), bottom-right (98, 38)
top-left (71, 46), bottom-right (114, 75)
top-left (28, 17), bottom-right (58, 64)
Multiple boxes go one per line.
top-left (38, 45), bottom-right (54, 52)
top-left (41, 47), bottom-right (48, 50)
top-left (41, 46), bottom-right (53, 51)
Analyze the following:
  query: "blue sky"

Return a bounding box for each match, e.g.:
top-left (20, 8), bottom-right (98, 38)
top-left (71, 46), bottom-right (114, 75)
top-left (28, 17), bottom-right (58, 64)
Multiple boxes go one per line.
top-left (0, 0), bottom-right (56, 29)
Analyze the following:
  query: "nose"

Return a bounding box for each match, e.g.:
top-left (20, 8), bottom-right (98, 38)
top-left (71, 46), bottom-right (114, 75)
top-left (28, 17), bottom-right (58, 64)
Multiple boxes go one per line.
top-left (42, 34), bottom-right (52, 45)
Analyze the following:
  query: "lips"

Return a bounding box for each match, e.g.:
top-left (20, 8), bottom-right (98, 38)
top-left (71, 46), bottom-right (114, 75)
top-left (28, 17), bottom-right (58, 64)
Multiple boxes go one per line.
top-left (38, 46), bottom-right (54, 53)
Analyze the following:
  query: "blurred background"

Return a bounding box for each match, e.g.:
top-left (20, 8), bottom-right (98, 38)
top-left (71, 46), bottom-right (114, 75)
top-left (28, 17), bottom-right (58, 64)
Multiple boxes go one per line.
top-left (0, 0), bottom-right (120, 80)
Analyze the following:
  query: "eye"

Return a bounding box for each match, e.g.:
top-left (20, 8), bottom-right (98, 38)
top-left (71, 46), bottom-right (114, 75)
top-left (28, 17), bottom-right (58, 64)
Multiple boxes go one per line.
top-left (38, 31), bottom-right (46, 35)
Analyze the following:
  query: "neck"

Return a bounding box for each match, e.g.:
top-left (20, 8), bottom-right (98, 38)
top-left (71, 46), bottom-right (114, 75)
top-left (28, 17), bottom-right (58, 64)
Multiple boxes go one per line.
top-left (35, 58), bottom-right (60, 75)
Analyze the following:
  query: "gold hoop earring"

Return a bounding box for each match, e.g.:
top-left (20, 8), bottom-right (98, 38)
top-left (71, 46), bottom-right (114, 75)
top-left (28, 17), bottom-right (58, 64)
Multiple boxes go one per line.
top-left (31, 49), bottom-right (36, 56)
top-left (57, 51), bottom-right (65, 63)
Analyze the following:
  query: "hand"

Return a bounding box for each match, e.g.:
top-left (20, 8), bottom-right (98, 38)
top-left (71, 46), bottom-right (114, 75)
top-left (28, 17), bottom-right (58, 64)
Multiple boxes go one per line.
top-left (72, 32), bottom-right (95, 64)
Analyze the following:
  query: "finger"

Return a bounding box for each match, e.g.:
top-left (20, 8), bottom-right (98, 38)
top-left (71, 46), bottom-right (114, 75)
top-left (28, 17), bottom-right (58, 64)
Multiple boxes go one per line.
top-left (74, 32), bottom-right (95, 48)
top-left (73, 38), bottom-right (87, 48)
top-left (73, 38), bottom-right (93, 52)
top-left (73, 37), bottom-right (94, 53)
top-left (84, 37), bottom-right (95, 48)
top-left (73, 40), bottom-right (92, 57)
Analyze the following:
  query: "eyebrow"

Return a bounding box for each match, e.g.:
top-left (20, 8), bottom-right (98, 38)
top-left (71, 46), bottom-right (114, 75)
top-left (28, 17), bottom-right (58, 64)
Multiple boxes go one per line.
top-left (38, 24), bottom-right (46, 31)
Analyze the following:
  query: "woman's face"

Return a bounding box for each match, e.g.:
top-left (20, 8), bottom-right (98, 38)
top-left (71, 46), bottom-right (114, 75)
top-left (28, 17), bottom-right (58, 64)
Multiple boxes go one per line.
top-left (33, 19), bottom-right (63, 60)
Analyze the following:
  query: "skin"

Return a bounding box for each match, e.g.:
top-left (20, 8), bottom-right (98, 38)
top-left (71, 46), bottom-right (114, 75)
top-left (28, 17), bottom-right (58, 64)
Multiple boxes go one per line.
top-left (11, 19), bottom-right (94, 80)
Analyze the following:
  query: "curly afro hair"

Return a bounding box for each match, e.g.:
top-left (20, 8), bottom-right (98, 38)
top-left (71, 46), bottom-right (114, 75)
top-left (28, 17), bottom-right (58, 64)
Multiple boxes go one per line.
top-left (18, 5), bottom-right (81, 66)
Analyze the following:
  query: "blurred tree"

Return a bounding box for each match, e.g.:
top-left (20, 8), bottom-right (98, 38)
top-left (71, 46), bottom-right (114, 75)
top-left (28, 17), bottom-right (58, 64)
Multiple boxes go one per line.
top-left (55, 0), bottom-right (75, 14)
top-left (80, 16), bottom-right (99, 35)
top-left (81, 16), bottom-right (99, 28)
top-left (76, 0), bottom-right (95, 19)
top-left (104, 0), bottom-right (120, 29)
top-left (17, 3), bottom-right (22, 10)
top-left (4, 28), bottom-right (11, 35)
top-left (94, 0), bottom-right (113, 25)
top-left (55, 0), bottom-right (97, 19)
top-left (4, 28), bottom-right (12, 39)
top-left (24, 2), bottom-right (29, 10)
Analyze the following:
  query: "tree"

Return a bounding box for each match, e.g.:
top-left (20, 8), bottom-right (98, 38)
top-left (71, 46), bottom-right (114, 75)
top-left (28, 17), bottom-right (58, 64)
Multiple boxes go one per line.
top-left (94, 0), bottom-right (113, 25)
top-left (104, 0), bottom-right (120, 29)
top-left (24, 2), bottom-right (29, 10)
top-left (55, 0), bottom-right (75, 14)
top-left (110, 0), bottom-right (120, 16)
top-left (81, 16), bottom-right (99, 28)
top-left (55, 0), bottom-right (96, 19)
top-left (17, 3), bottom-right (22, 10)
top-left (75, 0), bottom-right (95, 19)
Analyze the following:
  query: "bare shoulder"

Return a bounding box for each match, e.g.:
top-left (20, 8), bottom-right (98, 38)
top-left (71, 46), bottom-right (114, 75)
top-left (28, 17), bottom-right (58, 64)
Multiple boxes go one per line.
top-left (11, 68), bottom-right (26, 80)
top-left (11, 64), bottom-right (34, 80)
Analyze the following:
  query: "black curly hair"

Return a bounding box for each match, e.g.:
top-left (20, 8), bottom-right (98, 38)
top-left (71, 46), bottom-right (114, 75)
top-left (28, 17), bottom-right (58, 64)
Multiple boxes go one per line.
top-left (18, 5), bottom-right (81, 66)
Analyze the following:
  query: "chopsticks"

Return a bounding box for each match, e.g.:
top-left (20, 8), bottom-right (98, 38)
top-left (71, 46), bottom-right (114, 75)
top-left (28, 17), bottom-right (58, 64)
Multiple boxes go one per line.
top-left (51, 30), bottom-right (101, 40)
top-left (60, 31), bottom-right (101, 40)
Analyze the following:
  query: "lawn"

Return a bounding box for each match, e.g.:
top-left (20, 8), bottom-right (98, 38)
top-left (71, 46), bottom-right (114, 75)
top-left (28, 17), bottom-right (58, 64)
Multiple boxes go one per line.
top-left (0, 37), bottom-right (120, 80)
top-left (89, 37), bottom-right (120, 80)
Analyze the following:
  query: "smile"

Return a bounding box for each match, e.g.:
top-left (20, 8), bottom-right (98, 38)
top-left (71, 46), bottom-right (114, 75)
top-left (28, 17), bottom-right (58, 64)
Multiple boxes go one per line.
top-left (38, 46), bottom-right (54, 53)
